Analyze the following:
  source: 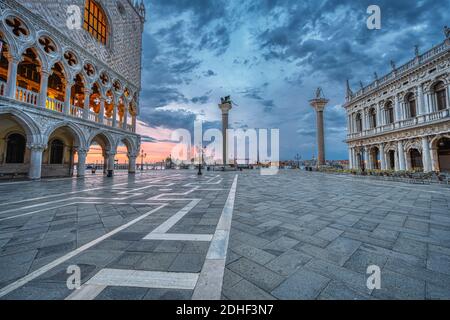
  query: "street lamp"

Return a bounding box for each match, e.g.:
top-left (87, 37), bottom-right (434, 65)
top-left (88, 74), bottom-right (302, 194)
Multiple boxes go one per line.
top-left (140, 149), bottom-right (147, 171)
top-left (294, 153), bottom-right (302, 169)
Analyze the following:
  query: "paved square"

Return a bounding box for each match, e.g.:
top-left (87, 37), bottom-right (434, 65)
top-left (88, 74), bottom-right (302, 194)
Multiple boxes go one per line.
top-left (0, 171), bottom-right (449, 300)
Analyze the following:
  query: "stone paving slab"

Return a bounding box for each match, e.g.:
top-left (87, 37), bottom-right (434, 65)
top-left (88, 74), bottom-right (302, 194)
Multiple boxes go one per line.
top-left (223, 171), bottom-right (450, 300)
top-left (1, 170), bottom-right (450, 300)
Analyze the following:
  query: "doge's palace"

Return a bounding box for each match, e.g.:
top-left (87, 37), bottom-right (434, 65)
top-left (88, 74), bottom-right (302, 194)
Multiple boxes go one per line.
top-left (0, 0), bottom-right (145, 179)
top-left (344, 29), bottom-right (450, 173)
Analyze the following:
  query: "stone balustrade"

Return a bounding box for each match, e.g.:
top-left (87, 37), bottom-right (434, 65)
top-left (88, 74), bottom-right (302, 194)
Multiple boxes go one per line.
top-left (0, 84), bottom-right (132, 132)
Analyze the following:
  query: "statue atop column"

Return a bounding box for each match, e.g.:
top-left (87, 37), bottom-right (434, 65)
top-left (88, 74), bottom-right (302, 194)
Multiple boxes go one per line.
top-left (219, 96), bottom-right (233, 166)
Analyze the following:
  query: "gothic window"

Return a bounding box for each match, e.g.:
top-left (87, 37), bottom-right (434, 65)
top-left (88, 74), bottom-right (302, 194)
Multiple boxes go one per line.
top-left (38, 37), bottom-right (57, 54)
top-left (50, 139), bottom-right (64, 164)
top-left (64, 51), bottom-right (78, 67)
top-left (385, 101), bottom-right (394, 124)
top-left (6, 133), bottom-right (26, 164)
top-left (83, 0), bottom-right (109, 45)
top-left (369, 108), bottom-right (377, 128)
top-left (5, 17), bottom-right (29, 38)
top-left (17, 48), bottom-right (41, 91)
top-left (406, 93), bottom-right (417, 118)
top-left (435, 82), bottom-right (447, 111)
top-left (355, 113), bottom-right (363, 132)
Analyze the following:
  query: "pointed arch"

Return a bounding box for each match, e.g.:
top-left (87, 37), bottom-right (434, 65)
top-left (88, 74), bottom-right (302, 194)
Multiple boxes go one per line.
top-left (44, 121), bottom-right (86, 148)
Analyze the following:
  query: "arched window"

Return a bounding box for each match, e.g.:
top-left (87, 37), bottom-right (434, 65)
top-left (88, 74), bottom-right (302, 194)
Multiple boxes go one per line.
top-left (385, 101), bottom-right (394, 124)
top-left (6, 133), bottom-right (26, 163)
top-left (369, 108), bottom-right (377, 128)
top-left (434, 82), bottom-right (447, 111)
top-left (83, 0), bottom-right (109, 45)
top-left (355, 113), bottom-right (363, 132)
top-left (50, 139), bottom-right (64, 164)
top-left (406, 93), bottom-right (417, 118)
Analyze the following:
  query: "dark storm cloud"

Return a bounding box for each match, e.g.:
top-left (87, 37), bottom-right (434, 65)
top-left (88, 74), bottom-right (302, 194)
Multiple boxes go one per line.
top-left (138, 0), bottom-right (449, 159)
top-left (199, 25), bottom-right (231, 55)
top-left (140, 86), bottom-right (188, 107)
top-left (203, 70), bottom-right (217, 77)
top-left (140, 108), bottom-right (197, 130)
top-left (254, 0), bottom-right (448, 86)
top-left (191, 95), bottom-right (210, 104)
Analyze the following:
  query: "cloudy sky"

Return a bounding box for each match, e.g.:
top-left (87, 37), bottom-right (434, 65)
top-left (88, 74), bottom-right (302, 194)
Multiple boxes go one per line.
top-left (136, 0), bottom-right (449, 162)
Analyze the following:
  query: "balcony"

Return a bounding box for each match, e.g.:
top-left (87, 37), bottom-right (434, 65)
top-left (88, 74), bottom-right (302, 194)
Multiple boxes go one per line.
top-left (0, 79), bottom-right (136, 133)
top-left (347, 109), bottom-right (450, 140)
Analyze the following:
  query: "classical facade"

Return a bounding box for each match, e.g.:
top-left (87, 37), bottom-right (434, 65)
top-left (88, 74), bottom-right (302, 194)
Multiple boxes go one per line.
top-left (0, 0), bottom-right (145, 179)
top-left (344, 31), bottom-right (450, 173)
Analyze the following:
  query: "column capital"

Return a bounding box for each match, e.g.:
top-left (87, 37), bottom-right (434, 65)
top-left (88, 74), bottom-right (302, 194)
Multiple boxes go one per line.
top-left (27, 143), bottom-right (47, 152)
top-left (83, 88), bottom-right (92, 95)
top-left (41, 69), bottom-right (51, 77)
top-left (64, 77), bottom-right (76, 87)
top-left (76, 148), bottom-right (89, 155)
top-left (5, 53), bottom-right (22, 64)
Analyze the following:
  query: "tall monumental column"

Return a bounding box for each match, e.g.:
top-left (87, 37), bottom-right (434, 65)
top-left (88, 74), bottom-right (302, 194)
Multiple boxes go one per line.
top-left (309, 88), bottom-right (329, 167)
top-left (218, 96), bottom-right (233, 166)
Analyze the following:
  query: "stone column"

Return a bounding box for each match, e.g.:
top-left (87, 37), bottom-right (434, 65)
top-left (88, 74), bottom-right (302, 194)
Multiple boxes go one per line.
top-left (350, 113), bottom-right (355, 133)
top-left (430, 147), bottom-right (439, 172)
top-left (39, 70), bottom-right (50, 108)
top-left (309, 89), bottom-right (329, 166)
top-left (112, 98), bottom-right (118, 128)
top-left (28, 144), bottom-right (45, 180)
top-left (352, 149), bottom-right (358, 170)
top-left (347, 115), bottom-right (351, 134)
top-left (421, 137), bottom-right (432, 172)
top-left (397, 141), bottom-right (406, 171)
top-left (132, 115), bottom-right (137, 133)
top-left (405, 149), bottom-right (412, 171)
top-left (122, 104), bottom-right (128, 130)
top-left (106, 151), bottom-right (116, 177)
top-left (394, 95), bottom-right (401, 121)
top-left (99, 97), bottom-right (105, 123)
top-left (64, 79), bottom-right (74, 115)
top-left (348, 148), bottom-right (353, 169)
top-left (218, 98), bottom-right (233, 165)
top-left (376, 104), bottom-right (382, 127)
top-left (6, 55), bottom-right (20, 99)
top-left (364, 147), bottom-right (371, 170)
top-left (379, 144), bottom-right (386, 170)
top-left (83, 88), bottom-right (91, 120)
top-left (128, 153), bottom-right (137, 174)
top-left (417, 85), bottom-right (426, 115)
top-left (447, 84), bottom-right (450, 109)
top-left (77, 149), bottom-right (87, 177)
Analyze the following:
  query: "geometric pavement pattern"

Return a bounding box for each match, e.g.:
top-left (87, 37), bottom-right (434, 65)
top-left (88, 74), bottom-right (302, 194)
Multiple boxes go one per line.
top-left (0, 170), bottom-right (449, 299)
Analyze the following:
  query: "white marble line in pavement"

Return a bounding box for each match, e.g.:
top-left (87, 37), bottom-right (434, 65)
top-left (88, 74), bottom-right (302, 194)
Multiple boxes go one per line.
top-left (0, 204), bottom-right (168, 299)
top-left (147, 187), bottom-right (199, 201)
top-left (192, 174), bottom-right (238, 300)
top-left (0, 177), bottom-right (166, 207)
top-left (66, 269), bottom-right (200, 300)
top-left (145, 199), bottom-right (201, 235)
top-left (0, 202), bottom-right (164, 222)
top-left (0, 181), bottom-right (174, 216)
top-left (183, 175), bottom-right (223, 187)
top-left (144, 233), bottom-right (213, 242)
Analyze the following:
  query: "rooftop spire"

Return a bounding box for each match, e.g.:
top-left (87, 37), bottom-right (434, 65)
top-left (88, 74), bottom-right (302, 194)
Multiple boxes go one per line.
top-left (345, 79), bottom-right (353, 102)
top-left (139, 0), bottom-right (146, 19)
